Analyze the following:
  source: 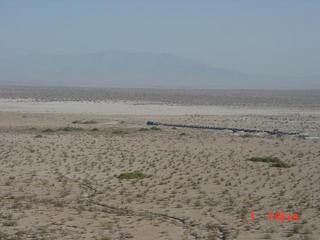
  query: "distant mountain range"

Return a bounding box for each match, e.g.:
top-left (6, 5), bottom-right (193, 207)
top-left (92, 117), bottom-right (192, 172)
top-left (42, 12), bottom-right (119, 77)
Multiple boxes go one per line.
top-left (0, 51), bottom-right (319, 89)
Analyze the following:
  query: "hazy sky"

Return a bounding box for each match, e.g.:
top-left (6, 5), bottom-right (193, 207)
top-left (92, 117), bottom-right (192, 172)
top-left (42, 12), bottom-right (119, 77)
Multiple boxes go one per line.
top-left (1, 0), bottom-right (320, 76)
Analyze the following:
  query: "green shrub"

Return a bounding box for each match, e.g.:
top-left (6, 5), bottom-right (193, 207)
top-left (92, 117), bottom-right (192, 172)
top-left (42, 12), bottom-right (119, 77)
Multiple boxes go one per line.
top-left (112, 129), bottom-right (128, 135)
top-left (241, 133), bottom-right (253, 138)
top-left (72, 120), bottom-right (98, 124)
top-left (150, 126), bottom-right (161, 131)
top-left (138, 128), bottom-right (150, 131)
top-left (118, 171), bottom-right (146, 180)
top-left (59, 127), bottom-right (83, 132)
top-left (41, 128), bottom-right (55, 133)
top-left (248, 156), bottom-right (290, 168)
top-left (270, 162), bottom-right (290, 168)
top-left (139, 127), bottom-right (161, 131)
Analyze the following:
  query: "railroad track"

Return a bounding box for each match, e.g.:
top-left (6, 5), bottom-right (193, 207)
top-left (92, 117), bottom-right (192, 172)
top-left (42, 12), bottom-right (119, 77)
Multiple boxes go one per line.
top-left (147, 121), bottom-right (300, 137)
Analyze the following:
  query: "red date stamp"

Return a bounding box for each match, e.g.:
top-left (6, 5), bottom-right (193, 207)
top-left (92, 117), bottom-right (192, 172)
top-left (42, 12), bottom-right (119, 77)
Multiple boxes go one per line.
top-left (251, 211), bottom-right (299, 222)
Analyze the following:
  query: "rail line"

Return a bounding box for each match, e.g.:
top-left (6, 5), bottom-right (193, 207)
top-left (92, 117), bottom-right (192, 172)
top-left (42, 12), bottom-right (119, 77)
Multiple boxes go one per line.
top-left (146, 121), bottom-right (300, 137)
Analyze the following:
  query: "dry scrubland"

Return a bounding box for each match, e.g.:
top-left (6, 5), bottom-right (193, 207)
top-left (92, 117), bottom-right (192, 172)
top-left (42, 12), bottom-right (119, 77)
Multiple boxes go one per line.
top-left (0, 112), bottom-right (319, 240)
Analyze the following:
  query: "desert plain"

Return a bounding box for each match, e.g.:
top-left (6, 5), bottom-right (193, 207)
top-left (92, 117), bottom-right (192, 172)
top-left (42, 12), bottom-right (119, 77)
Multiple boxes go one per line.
top-left (0, 87), bottom-right (319, 240)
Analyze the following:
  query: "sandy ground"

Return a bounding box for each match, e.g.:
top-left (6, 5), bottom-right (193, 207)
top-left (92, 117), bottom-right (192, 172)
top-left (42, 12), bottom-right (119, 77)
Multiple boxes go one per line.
top-left (0, 104), bottom-right (320, 240)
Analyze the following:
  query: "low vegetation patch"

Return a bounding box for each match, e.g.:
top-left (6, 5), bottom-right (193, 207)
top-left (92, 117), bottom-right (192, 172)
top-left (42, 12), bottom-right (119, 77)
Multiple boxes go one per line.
top-left (138, 127), bottom-right (161, 132)
top-left (41, 127), bottom-right (84, 133)
top-left (150, 126), bottom-right (161, 131)
top-left (138, 128), bottom-right (150, 131)
top-left (112, 129), bottom-right (128, 135)
top-left (58, 127), bottom-right (84, 132)
top-left (269, 161), bottom-right (290, 168)
top-left (241, 133), bottom-right (254, 138)
top-left (41, 128), bottom-right (55, 133)
top-left (248, 156), bottom-right (290, 168)
top-left (118, 171), bottom-right (146, 180)
top-left (72, 120), bottom-right (98, 124)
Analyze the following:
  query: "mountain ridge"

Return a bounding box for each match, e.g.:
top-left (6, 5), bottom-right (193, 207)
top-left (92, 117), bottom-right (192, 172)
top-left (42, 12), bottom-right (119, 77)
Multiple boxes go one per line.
top-left (0, 51), bottom-right (319, 89)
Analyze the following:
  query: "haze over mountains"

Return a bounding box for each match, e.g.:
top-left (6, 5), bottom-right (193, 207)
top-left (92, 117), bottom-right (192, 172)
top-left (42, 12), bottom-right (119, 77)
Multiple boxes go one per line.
top-left (0, 51), bottom-right (319, 89)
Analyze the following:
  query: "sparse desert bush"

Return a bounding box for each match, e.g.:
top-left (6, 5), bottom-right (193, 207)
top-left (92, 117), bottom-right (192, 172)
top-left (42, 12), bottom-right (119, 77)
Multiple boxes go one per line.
top-left (270, 161), bottom-right (290, 168)
top-left (241, 133), bottom-right (254, 138)
top-left (139, 127), bottom-right (161, 131)
top-left (58, 126), bottom-right (84, 132)
top-left (138, 128), bottom-right (149, 131)
top-left (99, 237), bottom-right (111, 240)
top-left (3, 220), bottom-right (16, 227)
top-left (41, 128), bottom-right (55, 133)
top-left (41, 127), bottom-right (83, 133)
top-left (112, 129), bottom-right (128, 135)
top-left (118, 171), bottom-right (146, 180)
top-left (263, 233), bottom-right (272, 239)
top-left (72, 120), bottom-right (98, 124)
top-left (248, 156), bottom-right (290, 168)
top-left (91, 128), bottom-right (99, 131)
top-left (34, 134), bottom-right (43, 138)
top-left (53, 200), bottom-right (64, 208)
top-left (206, 233), bottom-right (217, 240)
top-left (0, 231), bottom-right (9, 239)
top-left (292, 224), bottom-right (302, 234)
